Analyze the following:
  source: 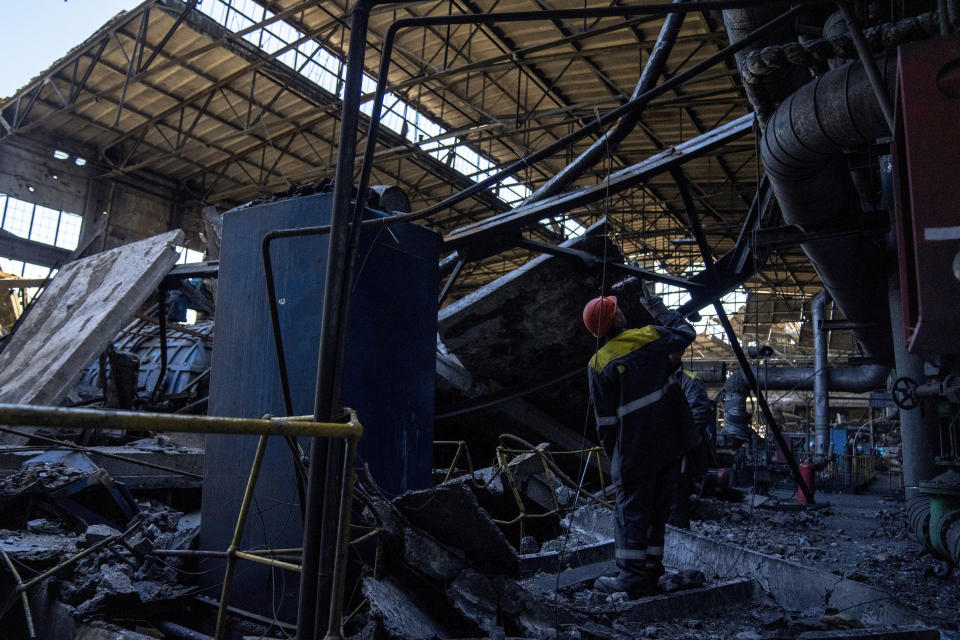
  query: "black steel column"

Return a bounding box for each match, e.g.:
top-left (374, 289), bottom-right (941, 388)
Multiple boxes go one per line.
top-left (671, 168), bottom-right (814, 503)
top-left (296, 2), bottom-right (374, 638)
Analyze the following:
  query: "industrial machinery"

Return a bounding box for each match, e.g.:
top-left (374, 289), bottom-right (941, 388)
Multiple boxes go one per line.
top-left (712, 10), bottom-right (960, 565)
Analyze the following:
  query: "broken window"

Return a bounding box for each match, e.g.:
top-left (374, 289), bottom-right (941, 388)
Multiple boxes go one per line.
top-left (175, 246), bottom-right (204, 264)
top-left (0, 194), bottom-right (81, 251)
top-left (653, 269), bottom-right (747, 343)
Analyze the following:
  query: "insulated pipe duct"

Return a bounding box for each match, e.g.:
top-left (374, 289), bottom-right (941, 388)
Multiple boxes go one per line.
top-left (722, 361), bottom-right (889, 442)
top-left (722, 5), bottom-right (810, 123)
top-left (759, 56), bottom-right (898, 364)
top-left (812, 290), bottom-right (829, 458)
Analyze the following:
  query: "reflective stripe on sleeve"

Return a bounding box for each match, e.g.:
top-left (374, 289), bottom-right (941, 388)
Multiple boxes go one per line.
top-left (597, 416), bottom-right (618, 427)
top-left (615, 548), bottom-right (647, 560)
top-left (645, 546), bottom-right (663, 556)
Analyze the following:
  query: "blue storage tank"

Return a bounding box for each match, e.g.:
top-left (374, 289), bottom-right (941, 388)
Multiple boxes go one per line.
top-left (199, 191), bottom-right (439, 619)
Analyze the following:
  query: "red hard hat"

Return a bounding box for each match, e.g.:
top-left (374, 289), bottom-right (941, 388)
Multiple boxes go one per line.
top-left (583, 296), bottom-right (618, 337)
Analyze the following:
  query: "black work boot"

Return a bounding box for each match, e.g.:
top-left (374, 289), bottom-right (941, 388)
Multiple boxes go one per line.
top-left (593, 570), bottom-right (658, 599)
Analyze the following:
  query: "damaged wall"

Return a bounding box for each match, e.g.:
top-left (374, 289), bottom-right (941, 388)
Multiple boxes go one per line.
top-left (0, 134), bottom-right (203, 261)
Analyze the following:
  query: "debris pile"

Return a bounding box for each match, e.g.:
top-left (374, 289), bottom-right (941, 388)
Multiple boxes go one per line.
top-left (689, 494), bottom-right (960, 629)
top-left (340, 472), bottom-right (774, 640)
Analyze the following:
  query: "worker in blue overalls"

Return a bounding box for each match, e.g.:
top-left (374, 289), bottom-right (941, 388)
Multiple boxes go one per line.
top-left (583, 290), bottom-right (700, 597)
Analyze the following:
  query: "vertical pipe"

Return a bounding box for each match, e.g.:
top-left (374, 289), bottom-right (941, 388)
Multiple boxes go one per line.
top-left (812, 290), bottom-right (829, 460)
top-left (835, 2), bottom-right (895, 132)
top-left (524, 0), bottom-right (688, 205)
top-left (887, 271), bottom-right (937, 499)
top-left (438, 258), bottom-right (465, 305)
top-left (297, 3), bottom-right (373, 639)
top-left (153, 288), bottom-right (168, 402)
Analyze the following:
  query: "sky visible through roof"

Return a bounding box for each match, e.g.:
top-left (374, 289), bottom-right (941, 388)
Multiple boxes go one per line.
top-left (0, 1), bottom-right (142, 99)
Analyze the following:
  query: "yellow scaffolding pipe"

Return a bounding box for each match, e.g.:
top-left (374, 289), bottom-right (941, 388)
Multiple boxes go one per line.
top-left (0, 404), bottom-right (361, 439)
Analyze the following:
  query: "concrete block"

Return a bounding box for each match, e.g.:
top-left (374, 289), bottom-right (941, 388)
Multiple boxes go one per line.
top-left (524, 559), bottom-right (616, 592)
top-left (446, 569), bottom-right (499, 635)
top-left (403, 526), bottom-right (467, 582)
top-left (83, 524), bottom-right (121, 546)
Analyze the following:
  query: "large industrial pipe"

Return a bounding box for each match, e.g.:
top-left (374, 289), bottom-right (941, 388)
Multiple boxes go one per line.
top-left (812, 290), bottom-right (830, 458)
top-left (722, 361), bottom-right (889, 442)
top-left (759, 56), bottom-right (897, 364)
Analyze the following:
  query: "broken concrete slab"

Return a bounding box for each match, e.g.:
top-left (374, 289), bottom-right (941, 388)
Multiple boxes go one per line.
top-left (436, 347), bottom-right (607, 465)
top-left (0, 444), bottom-right (204, 490)
top-left (795, 626), bottom-right (941, 639)
top-left (403, 526), bottom-right (467, 582)
top-left (565, 502), bottom-right (615, 542)
top-left (83, 523), bottom-right (122, 546)
top-left (362, 576), bottom-right (450, 640)
top-left (0, 229), bottom-right (184, 418)
top-left (0, 529), bottom-right (78, 562)
top-left (394, 483), bottom-right (519, 574)
top-left (0, 460), bottom-right (89, 500)
top-left (619, 578), bottom-right (754, 623)
top-left (74, 622), bottom-right (159, 640)
top-left (494, 574), bottom-right (581, 637)
top-left (664, 526), bottom-right (921, 625)
top-left (519, 539), bottom-right (614, 575)
top-left (525, 559), bottom-right (615, 592)
top-left (438, 220), bottom-right (624, 391)
top-left (446, 569), bottom-right (500, 636)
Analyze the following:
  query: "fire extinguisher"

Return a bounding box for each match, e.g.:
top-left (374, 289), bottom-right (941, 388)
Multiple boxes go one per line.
top-left (796, 459), bottom-right (816, 505)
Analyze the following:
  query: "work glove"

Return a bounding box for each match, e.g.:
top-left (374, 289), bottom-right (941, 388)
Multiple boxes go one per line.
top-left (639, 282), bottom-right (668, 319)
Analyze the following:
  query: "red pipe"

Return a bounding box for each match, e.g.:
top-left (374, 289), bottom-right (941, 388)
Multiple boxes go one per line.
top-left (796, 460), bottom-right (816, 504)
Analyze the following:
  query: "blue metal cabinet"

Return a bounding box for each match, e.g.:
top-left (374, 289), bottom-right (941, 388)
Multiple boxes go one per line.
top-left (199, 192), bottom-right (439, 619)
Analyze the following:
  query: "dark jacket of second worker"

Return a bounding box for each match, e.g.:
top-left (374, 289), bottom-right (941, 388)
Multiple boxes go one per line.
top-left (677, 368), bottom-right (714, 436)
top-left (588, 308), bottom-right (701, 484)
